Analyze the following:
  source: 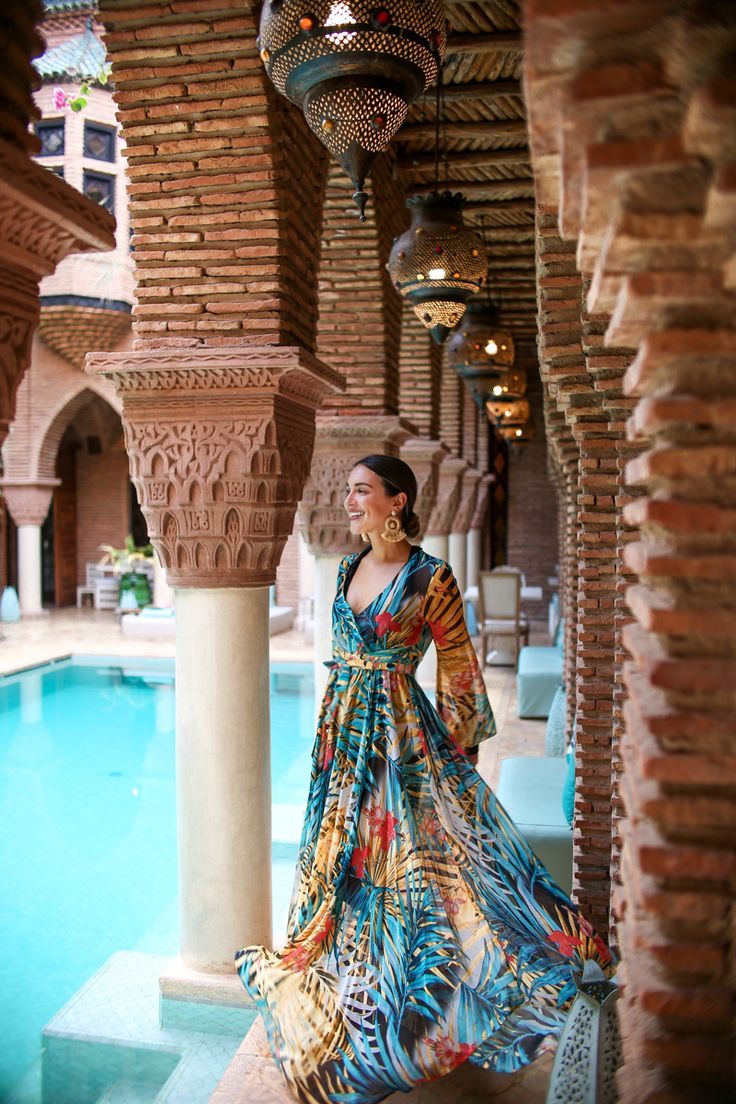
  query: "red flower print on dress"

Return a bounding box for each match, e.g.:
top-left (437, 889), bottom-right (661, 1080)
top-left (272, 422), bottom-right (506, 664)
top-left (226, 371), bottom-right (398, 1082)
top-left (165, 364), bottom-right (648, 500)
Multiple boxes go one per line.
top-left (442, 894), bottom-right (465, 917)
top-left (428, 1035), bottom-right (475, 1071)
top-left (367, 804), bottom-right (399, 850)
top-left (313, 915), bottom-right (334, 945)
top-left (419, 813), bottom-right (446, 842)
top-left (579, 915), bottom-right (612, 964)
top-left (318, 724), bottom-right (334, 770)
top-left (405, 617), bottom-right (423, 646)
top-left (416, 728), bottom-right (428, 755)
top-left (548, 930), bottom-right (583, 957)
top-left (282, 944), bottom-right (311, 973)
top-left (450, 670), bottom-right (474, 695)
top-left (375, 611), bottom-right (401, 636)
top-left (427, 620), bottom-right (449, 648)
top-left (350, 845), bottom-right (369, 879)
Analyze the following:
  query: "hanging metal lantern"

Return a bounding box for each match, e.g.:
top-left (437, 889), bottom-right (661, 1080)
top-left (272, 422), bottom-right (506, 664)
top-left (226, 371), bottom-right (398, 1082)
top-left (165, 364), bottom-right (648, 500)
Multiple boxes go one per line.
top-left (497, 421), bottom-right (534, 444)
top-left (486, 398), bottom-right (531, 427)
top-left (447, 298), bottom-right (515, 373)
top-left (257, 0), bottom-right (446, 218)
top-left (387, 191), bottom-right (487, 344)
top-left (488, 365), bottom-right (528, 401)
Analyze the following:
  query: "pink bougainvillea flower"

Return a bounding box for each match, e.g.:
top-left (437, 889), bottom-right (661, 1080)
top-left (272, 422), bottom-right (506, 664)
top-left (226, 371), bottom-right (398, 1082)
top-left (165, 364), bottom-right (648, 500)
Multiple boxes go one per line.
top-left (52, 87), bottom-right (68, 111)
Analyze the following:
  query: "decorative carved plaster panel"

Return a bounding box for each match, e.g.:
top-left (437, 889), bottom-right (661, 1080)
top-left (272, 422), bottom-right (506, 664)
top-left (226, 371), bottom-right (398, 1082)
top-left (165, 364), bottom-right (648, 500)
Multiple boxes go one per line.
top-left (0, 136), bottom-right (116, 449)
top-left (451, 468), bottom-right (482, 535)
top-left (425, 456), bottom-right (467, 537)
top-left (1, 480), bottom-right (60, 526)
top-left (0, 288), bottom-right (36, 444)
top-left (86, 347), bottom-right (344, 587)
top-left (299, 415), bottom-right (414, 554)
top-left (0, 138), bottom-right (116, 280)
top-left (470, 473), bottom-right (494, 530)
top-left (400, 438), bottom-right (448, 542)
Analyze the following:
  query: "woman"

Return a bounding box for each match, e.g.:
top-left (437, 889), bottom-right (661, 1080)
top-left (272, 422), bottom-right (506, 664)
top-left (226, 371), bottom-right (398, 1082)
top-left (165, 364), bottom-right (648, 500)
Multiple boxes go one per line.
top-left (236, 454), bottom-right (612, 1104)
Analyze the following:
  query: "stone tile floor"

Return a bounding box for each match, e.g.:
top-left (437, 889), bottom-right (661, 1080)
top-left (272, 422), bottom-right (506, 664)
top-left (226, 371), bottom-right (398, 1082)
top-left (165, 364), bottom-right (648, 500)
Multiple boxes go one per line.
top-left (2, 608), bottom-right (552, 1103)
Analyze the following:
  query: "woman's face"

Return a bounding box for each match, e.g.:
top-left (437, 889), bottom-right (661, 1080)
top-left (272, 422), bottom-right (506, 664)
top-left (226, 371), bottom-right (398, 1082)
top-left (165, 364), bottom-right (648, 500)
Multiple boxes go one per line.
top-left (344, 464), bottom-right (406, 540)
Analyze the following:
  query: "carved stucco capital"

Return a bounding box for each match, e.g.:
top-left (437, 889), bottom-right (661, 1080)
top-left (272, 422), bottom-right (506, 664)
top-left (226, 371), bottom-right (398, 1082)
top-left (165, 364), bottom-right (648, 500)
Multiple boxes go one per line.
top-left (298, 415), bottom-right (415, 555)
top-left (451, 468), bottom-right (482, 536)
top-left (425, 456), bottom-right (467, 537)
top-left (1, 479), bottom-right (60, 526)
top-left (86, 346), bottom-right (345, 587)
top-left (399, 438), bottom-right (448, 542)
top-left (470, 472), bottom-right (494, 530)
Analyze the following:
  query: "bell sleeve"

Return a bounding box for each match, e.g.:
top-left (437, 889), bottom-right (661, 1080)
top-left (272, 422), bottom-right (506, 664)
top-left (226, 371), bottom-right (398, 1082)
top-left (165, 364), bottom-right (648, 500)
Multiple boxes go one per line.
top-left (423, 559), bottom-right (497, 752)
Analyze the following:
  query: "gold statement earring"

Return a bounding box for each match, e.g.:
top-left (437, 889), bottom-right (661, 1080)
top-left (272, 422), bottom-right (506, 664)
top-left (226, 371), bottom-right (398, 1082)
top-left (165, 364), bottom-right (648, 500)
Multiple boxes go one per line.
top-left (381, 509), bottom-right (406, 543)
top-left (361, 532), bottom-right (370, 543)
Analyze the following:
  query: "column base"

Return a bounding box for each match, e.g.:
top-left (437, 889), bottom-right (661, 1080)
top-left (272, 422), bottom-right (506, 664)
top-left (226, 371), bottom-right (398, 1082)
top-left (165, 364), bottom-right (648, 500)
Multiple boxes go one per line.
top-left (159, 957), bottom-right (254, 1035)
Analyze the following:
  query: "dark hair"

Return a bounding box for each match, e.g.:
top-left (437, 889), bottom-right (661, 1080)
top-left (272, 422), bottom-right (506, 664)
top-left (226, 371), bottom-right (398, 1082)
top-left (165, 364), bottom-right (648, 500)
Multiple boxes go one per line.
top-left (355, 454), bottom-right (421, 539)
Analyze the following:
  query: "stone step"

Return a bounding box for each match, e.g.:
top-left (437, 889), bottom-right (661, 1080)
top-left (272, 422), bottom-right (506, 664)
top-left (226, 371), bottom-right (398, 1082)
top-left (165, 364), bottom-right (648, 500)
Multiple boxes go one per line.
top-left (41, 951), bottom-right (248, 1104)
top-left (96, 1079), bottom-right (161, 1104)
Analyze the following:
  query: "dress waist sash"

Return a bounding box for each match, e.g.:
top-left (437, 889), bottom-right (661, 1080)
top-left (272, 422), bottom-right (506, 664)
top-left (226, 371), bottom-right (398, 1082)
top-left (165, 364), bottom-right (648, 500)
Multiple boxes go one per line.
top-left (328, 645), bottom-right (420, 675)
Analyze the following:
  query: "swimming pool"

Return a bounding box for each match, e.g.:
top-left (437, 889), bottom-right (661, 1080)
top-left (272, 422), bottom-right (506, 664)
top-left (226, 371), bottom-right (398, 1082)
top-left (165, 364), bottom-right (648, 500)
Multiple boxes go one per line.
top-left (0, 657), bottom-right (314, 1104)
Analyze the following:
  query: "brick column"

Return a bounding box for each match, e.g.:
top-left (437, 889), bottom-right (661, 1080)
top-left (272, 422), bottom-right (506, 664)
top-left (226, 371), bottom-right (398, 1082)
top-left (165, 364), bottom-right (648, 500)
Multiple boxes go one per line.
top-left (98, 1), bottom-right (330, 351)
top-left (525, 1), bottom-right (736, 1096)
top-left (449, 466), bottom-right (480, 595)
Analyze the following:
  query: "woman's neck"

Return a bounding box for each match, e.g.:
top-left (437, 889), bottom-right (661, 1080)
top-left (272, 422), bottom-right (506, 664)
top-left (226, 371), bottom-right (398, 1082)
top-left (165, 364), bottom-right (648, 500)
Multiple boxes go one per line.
top-left (366, 539), bottom-right (412, 563)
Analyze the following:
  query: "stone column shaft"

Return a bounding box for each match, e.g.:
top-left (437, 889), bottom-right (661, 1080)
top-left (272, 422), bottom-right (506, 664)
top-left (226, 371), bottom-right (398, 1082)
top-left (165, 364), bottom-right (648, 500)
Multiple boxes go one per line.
top-left (177, 587), bottom-right (272, 969)
top-left (88, 346), bottom-right (343, 977)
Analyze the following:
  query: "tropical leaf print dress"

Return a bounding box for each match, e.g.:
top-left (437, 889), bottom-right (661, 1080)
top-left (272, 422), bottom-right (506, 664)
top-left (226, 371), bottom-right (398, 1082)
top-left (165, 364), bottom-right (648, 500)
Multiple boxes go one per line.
top-left (236, 545), bottom-right (612, 1104)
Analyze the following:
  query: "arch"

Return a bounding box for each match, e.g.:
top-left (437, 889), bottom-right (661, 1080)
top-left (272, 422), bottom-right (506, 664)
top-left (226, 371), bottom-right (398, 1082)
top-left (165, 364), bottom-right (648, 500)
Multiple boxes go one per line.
top-left (33, 386), bottom-right (123, 484)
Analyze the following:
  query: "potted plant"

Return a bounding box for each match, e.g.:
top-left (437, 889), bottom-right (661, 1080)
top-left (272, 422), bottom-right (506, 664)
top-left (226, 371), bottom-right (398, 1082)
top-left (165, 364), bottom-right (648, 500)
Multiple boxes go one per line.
top-left (99, 535), bottom-right (154, 610)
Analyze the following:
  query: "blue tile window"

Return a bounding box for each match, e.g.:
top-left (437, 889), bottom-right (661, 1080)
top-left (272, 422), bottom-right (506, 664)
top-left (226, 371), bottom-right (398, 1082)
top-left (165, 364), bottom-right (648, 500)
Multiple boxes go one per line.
top-left (83, 169), bottom-right (115, 213)
top-left (84, 121), bottom-right (116, 162)
top-left (36, 120), bottom-right (65, 157)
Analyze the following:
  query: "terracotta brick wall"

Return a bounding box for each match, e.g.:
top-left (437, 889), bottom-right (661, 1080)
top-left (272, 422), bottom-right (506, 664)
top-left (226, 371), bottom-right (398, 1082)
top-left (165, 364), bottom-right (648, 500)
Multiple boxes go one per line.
top-left (439, 357), bottom-right (463, 457)
top-left (399, 306), bottom-right (441, 439)
top-left (318, 156), bottom-right (406, 417)
top-left (275, 528), bottom-right (299, 610)
top-left (506, 365), bottom-right (557, 619)
top-left (76, 443), bottom-right (130, 584)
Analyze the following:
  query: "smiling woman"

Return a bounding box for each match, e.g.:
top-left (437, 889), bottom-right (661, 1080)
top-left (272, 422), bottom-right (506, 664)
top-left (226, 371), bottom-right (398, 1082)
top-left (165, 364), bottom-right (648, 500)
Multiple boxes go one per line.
top-left (235, 454), bottom-right (613, 1104)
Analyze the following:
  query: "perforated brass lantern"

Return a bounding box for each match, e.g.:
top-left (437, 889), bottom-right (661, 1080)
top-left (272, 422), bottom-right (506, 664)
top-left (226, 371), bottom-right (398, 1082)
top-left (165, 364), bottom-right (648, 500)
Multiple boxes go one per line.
top-left (258, 0), bottom-right (446, 218)
top-left (497, 420), bottom-right (534, 444)
top-left (387, 191), bottom-right (487, 343)
top-left (447, 298), bottom-right (515, 372)
top-left (485, 398), bottom-right (531, 426)
top-left (488, 366), bottom-right (527, 401)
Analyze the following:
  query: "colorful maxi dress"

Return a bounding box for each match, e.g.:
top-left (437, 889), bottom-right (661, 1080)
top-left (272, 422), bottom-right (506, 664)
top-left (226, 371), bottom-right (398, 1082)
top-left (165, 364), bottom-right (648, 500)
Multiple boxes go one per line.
top-left (236, 545), bottom-right (612, 1103)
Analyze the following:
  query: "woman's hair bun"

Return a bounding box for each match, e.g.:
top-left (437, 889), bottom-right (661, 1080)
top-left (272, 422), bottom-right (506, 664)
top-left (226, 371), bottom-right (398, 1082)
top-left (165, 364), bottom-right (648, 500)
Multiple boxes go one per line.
top-left (404, 510), bottom-right (421, 539)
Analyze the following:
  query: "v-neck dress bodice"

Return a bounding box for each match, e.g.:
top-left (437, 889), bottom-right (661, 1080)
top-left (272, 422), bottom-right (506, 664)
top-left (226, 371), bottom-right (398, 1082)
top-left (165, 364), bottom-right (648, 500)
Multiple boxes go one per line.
top-left (236, 547), bottom-right (613, 1104)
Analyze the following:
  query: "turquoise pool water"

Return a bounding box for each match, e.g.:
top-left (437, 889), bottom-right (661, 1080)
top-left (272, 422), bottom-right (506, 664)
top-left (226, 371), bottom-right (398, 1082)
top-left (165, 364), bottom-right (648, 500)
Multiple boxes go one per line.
top-left (0, 658), bottom-right (314, 1103)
